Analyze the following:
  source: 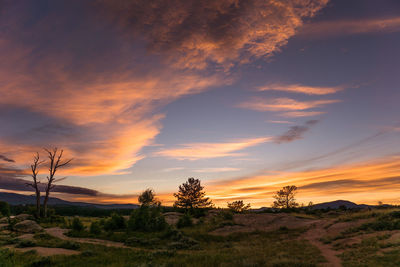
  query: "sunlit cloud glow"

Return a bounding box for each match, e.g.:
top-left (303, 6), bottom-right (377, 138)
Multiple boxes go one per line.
top-left (155, 137), bottom-right (272, 160)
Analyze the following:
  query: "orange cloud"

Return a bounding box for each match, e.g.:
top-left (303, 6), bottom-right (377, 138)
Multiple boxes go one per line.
top-left (155, 137), bottom-right (272, 160)
top-left (280, 111), bottom-right (326, 118)
top-left (0, 0), bottom-right (328, 175)
top-left (258, 83), bottom-right (345, 95)
top-left (238, 97), bottom-right (339, 112)
top-left (299, 16), bottom-right (400, 38)
top-left (98, 0), bottom-right (329, 70)
top-left (205, 155), bottom-right (400, 207)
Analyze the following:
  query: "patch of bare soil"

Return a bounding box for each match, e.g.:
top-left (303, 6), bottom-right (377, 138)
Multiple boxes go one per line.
top-left (11, 246), bottom-right (80, 256)
top-left (17, 233), bottom-right (34, 240)
top-left (211, 213), bottom-right (316, 236)
top-left (301, 220), bottom-right (342, 267)
top-left (45, 227), bottom-right (128, 248)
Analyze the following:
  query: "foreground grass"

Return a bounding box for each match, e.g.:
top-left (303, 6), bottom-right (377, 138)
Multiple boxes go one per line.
top-left (0, 228), bottom-right (325, 267)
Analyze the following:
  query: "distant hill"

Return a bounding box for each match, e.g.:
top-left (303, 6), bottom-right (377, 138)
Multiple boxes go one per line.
top-left (0, 192), bottom-right (139, 209)
top-left (310, 200), bottom-right (373, 210)
top-left (252, 200), bottom-right (379, 211)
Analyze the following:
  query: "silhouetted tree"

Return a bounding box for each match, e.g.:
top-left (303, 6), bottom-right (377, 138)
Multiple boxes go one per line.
top-left (227, 200), bottom-right (251, 213)
top-left (273, 185), bottom-right (298, 209)
top-left (43, 148), bottom-right (72, 217)
top-left (138, 188), bottom-right (160, 207)
top-left (174, 178), bottom-right (213, 210)
top-left (26, 152), bottom-right (44, 218)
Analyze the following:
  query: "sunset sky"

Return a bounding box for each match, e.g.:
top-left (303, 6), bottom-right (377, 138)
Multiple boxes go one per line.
top-left (1, 0), bottom-right (400, 207)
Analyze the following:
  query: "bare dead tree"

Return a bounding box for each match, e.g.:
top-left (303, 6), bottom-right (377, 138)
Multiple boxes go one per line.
top-left (43, 148), bottom-right (72, 217)
top-left (26, 152), bottom-right (44, 218)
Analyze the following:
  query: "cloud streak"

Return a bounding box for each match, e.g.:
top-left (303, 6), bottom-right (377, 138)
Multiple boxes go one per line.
top-left (206, 155), bottom-right (400, 207)
top-left (274, 120), bottom-right (319, 143)
top-left (238, 97), bottom-right (339, 112)
top-left (299, 16), bottom-right (400, 38)
top-left (0, 155), bottom-right (14, 163)
top-left (258, 83), bottom-right (345, 95)
top-left (155, 137), bottom-right (272, 160)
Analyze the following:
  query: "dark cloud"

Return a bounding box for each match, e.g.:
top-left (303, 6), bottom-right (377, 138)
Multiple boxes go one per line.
top-left (0, 175), bottom-right (100, 196)
top-left (0, 155), bottom-right (14, 163)
top-left (275, 120), bottom-right (319, 143)
top-left (0, 164), bottom-right (99, 196)
top-left (301, 176), bottom-right (400, 192)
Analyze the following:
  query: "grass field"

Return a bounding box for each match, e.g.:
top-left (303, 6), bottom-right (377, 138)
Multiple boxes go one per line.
top-left (1, 208), bottom-right (400, 266)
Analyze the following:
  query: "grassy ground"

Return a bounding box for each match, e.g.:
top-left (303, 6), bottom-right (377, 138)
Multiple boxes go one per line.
top-left (0, 230), bottom-right (324, 267)
top-left (0, 214), bottom-right (325, 267)
top-left (2, 208), bottom-right (400, 266)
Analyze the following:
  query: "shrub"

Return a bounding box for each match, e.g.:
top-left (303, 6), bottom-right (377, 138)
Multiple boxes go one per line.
top-left (0, 201), bottom-right (10, 217)
top-left (71, 217), bottom-right (84, 232)
top-left (104, 213), bottom-right (126, 231)
top-left (128, 206), bottom-right (166, 232)
top-left (30, 257), bottom-right (51, 267)
top-left (177, 213), bottom-right (193, 228)
top-left (16, 239), bottom-right (36, 248)
top-left (227, 200), bottom-right (251, 213)
top-left (220, 210), bottom-right (234, 220)
top-left (60, 241), bottom-right (80, 250)
top-left (90, 221), bottom-right (102, 235)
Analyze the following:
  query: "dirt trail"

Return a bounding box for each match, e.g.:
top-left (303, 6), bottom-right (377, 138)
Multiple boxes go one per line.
top-left (45, 227), bottom-right (129, 248)
top-left (4, 245), bottom-right (80, 256)
top-left (302, 220), bottom-right (342, 267)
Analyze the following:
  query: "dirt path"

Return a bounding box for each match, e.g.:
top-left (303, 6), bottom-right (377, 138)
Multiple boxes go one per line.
top-left (45, 227), bottom-right (129, 248)
top-left (302, 221), bottom-right (342, 267)
top-left (4, 245), bottom-right (80, 256)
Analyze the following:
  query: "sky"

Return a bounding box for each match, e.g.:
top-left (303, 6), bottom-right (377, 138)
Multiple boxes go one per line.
top-left (0, 0), bottom-right (400, 207)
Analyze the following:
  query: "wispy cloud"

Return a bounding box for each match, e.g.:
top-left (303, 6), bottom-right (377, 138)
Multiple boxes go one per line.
top-left (267, 120), bottom-right (293, 124)
top-left (258, 83), bottom-right (345, 95)
top-left (238, 97), bottom-right (339, 112)
top-left (206, 155), bottom-right (400, 207)
top-left (274, 120), bottom-right (319, 143)
top-left (299, 16), bottom-right (400, 38)
top-left (280, 111), bottom-right (326, 118)
top-left (155, 137), bottom-right (272, 160)
top-left (194, 167), bottom-right (241, 173)
top-left (162, 167), bottom-right (185, 172)
top-left (0, 155), bottom-right (15, 163)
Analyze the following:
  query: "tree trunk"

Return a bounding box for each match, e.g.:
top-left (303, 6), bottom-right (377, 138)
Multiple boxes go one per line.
top-left (35, 189), bottom-right (40, 218)
top-left (43, 188), bottom-right (50, 217)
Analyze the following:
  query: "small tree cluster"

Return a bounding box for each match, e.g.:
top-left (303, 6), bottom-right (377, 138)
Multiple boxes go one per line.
top-left (227, 200), bottom-right (251, 213)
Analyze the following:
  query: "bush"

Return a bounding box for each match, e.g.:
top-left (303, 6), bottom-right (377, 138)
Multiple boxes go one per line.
top-left (0, 201), bottom-right (10, 217)
top-left (60, 241), bottom-right (80, 250)
top-left (220, 210), bottom-right (234, 220)
top-left (90, 221), bottom-right (102, 235)
top-left (128, 206), bottom-right (166, 232)
top-left (16, 239), bottom-right (36, 248)
top-left (177, 213), bottom-right (193, 228)
top-left (30, 257), bottom-right (51, 267)
top-left (104, 213), bottom-right (126, 231)
top-left (71, 217), bottom-right (84, 232)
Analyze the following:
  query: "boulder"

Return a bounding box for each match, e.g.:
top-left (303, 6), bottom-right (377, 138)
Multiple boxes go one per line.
top-left (15, 214), bottom-right (31, 221)
top-left (14, 220), bottom-right (42, 233)
top-left (0, 223), bottom-right (8, 230)
top-left (163, 212), bottom-right (183, 225)
top-left (0, 217), bottom-right (8, 223)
